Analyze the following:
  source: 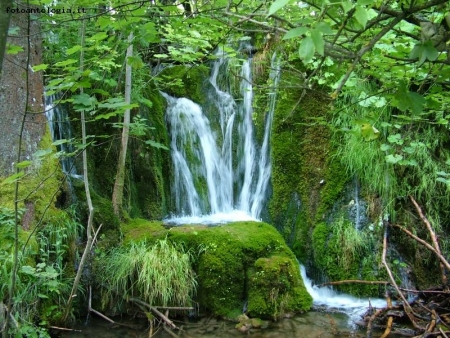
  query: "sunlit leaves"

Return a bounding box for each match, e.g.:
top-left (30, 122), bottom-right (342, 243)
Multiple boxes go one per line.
top-left (6, 44), bottom-right (23, 55)
top-left (354, 6), bottom-right (368, 28)
top-left (66, 45), bottom-right (82, 55)
top-left (73, 93), bottom-right (97, 112)
top-left (32, 64), bottom-right (48, 72)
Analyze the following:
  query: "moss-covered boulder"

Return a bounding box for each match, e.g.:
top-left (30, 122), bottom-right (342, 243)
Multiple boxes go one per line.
top-left (166, 221), bottom-right (312, 319)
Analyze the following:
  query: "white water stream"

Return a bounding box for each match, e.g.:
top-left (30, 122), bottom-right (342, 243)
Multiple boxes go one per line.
top-left (300, 265), bottom-right (387, 325)
top-left (164, 52), bottom-right (280, 224)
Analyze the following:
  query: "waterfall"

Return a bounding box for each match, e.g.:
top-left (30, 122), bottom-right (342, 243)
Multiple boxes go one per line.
top-left (45, 95), bottom-right (81, 180)
top-left (164, 52), bottom-right (280, 224)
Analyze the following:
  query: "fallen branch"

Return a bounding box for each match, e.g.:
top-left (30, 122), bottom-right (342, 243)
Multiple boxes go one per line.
top-left (49, 326), bottom-right (82, 332)
top-left (129, 298), bottom-right (177, 329)
top-left (380, 295), bottom-right (393, 338)
top-left (318, 280), bottom-right (389, 287)
top-left (366, 308), bottom-right (383, 338)
top-left (90, 308), bottom-right (115, 324)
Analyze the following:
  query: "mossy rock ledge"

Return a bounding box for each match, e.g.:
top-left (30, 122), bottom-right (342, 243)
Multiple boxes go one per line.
top-left (163, 221), bottom-right (312, 320)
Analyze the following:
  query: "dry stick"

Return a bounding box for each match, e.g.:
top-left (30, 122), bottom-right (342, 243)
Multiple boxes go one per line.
top-left (391, 223), bottom-right (450, 272)
top-left (318, 280), bottom-right (389, 287)
top-left (382, 225), bottom-right (424, 332)
top-left (366, 308), bottom-right (383, 338)
top-left (409, 196), bottom-right (448, 286)
top-left (49, 326), bottom-right (82, 332)
top-left (163, 325), bottom-right (180, 338)
top-left (440, 327), bottom-right (449, 338)
top-left (90, 308), bottom-right (115, 324)
top-left (380, 295), bottom-right (393, 338)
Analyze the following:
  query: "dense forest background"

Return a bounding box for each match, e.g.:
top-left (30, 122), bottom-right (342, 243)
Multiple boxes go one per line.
top-left (1, 0), bottom-right (450, 336)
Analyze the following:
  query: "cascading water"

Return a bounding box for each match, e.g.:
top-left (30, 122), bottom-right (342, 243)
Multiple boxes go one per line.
top-left (300, 264), bottom-right (386, 326)
top-left (164, 51), bottom-right (280, 224)
top-left (45, 95), bottom-right (81, 180)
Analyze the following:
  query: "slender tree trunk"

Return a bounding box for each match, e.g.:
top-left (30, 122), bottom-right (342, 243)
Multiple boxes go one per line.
top-left (112, 32), bottom-right (133, 216)
top-left (62, 18), bottom-right (94, 322)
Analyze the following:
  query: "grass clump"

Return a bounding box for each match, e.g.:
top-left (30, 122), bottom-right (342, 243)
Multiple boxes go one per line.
top-left (96, 238), bottom-right (197, 311)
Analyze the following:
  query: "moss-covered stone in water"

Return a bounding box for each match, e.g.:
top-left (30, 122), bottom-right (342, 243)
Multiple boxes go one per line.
top-left (167, 221), bottom-right (312, 319)
top-left (120, 218), bottom-right (166, 244)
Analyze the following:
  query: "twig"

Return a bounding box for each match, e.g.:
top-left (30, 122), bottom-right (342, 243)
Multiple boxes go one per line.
top-left (439, 327), bottom-right (449, 338)
top-left (366, 308), bottom-right (383, 338)
top-left (163, 325), bottom-right (179, 338)
top-left (49, 326), bottom-right (82, 332)
top-left (409, 196), bottom-right (448, 285)
top-left (129, 298), bottom-right (177, 329)
top-left (153, 306), bottom-right (194, 310)
top-left (90, 308), bottom-right (115, 323)
top-left (318, 280), bottom-right (389, 287)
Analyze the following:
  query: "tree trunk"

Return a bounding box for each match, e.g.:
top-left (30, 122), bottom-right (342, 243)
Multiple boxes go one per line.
top-left (0, 0), bottom-right (14, 76)
top-left (112, 32), bottom-right (133, 216)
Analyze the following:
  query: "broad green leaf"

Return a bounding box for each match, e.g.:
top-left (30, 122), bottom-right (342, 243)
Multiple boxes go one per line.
top-left (52, 139), bottom-right (69, 146)
top-left (299, 36), bottom-right (315, 63)
top-left (355, 6), bottom-right (368, 28)
top-left (127, 55), bottom-right (144, 69)
top-left (386, 154), bottom-right (403, 164)
top-left (98, 98), bottom-right (137, 109)
top-left (145, 140), bottom-right (169, 150)
top-left (16, 161), bottom-right (32, 168)
top-left (316, 22), bottom-right (333, 34)
top-left (311, 29), bottom-right (324, 56)
top-left (32, 64), bottom-right (48, 72)
top-left (66, 45), bottom-right (82, 55)
top-left (392, 81), bottom-right (425, 115)
top-left (360, 123), bottom-right (380, 141)
top-left (6, 44), bottom-right (23, 55)
top-left (1, 171), bottom-right (25, 185)
top-left (154, 54), bottom-right (168, 58)
top-left (268, 0), bottom-right (291, 16)
top-left (341, 2), bottom-right (353, 13)
top-left (380, 144), bottom-right (391, 151)
top-left (283, 27), bottom-right (308, 40)
top-left (357, 0), bottom-right (373, 5)
top-left (54, 59), bottom-right (78, 67)
top-left (88, 32), bottom-right (108, 42)
top-left (409, 40), bottom-right (438, 66)
top-left (387, 133), bottom-right (403, 145)
top-left (73, 93), bottom-right (97, 111)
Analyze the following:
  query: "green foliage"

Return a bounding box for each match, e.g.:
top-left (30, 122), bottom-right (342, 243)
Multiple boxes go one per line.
top-left (96, 238), bottom-right (197, 311)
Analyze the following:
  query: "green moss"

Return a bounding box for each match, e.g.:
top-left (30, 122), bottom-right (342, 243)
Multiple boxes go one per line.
top-left (158, 65), bottom-right (210, 104)
top-left (248, 255), bottom-right (312, 319)
top-left (120, 218), bottom-right (166, 244)
top-left (167, 221), bottom-right (312, 318)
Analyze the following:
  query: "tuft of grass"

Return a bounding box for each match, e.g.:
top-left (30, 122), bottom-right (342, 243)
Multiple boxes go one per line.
top-left (97, 238), bottom-right (197, 309)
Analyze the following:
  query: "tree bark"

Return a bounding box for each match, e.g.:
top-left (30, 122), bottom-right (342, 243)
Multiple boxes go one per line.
top-left (0, 0), bottom-right (14, 77)
top-left (112, 32), bottom-right (133, 216)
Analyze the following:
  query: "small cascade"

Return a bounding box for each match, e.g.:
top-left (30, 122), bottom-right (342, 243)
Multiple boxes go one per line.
top-left (165, 51), bottom-right (280, 224)
top-left (45, 95), bottom-right (82, 180)
top-left (300, 264), bottom-right (386, 325)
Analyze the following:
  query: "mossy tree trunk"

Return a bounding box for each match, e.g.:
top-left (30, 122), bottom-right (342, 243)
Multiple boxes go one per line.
top-left (112, 32), bottom-right (133, 216)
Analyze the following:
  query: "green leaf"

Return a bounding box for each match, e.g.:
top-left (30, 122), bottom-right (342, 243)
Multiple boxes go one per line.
top-left (1, 171), bottom-right (25, 185)
top-left (392, 81), bottom-right (425, 115)
top-left (52, 139), bottom-right (69, 146)
top-left (311, 29), bottom-right (324, 56)
top-left (88, 32), bottom-right (108, 42)
top-left (32, 64), bottom-right (48, 72)
top-left (145, 140), bottom-right (169, 150)
top-left (268, 0), bottom-right (291, 16)
top-left (16, 161), bottom-right (32, 169)
top-left (316, 22), bottom-right (333, 34)
top-left (73, 93), bottom-right (97, 111)
top-left (357, 0), bottom-right (373, 5)
top-left (299, 36), bottom-right (315, 63)
top-left (283, 27), bottom-right (308, 40)
top-left (127, 55), bottom-right (144, 69)
top-left (409, 40), bottom-right (438, 66)
top-left (154, 53), bottom-right (168, 59)
top-left (6, 44), bottom-right (23, 55)
top-left (8, 26), bottom-right (19, 36)
top-left (341, 2), bottom-right (353, 13)
top-left (354, 6), bottom-right (368, 28)
top-left (360, 123), bottom-right (380, 141)
top-left (66, 45), bottom-right (82, 55)
top-left (386, 154), bottom-right (403, 164)
top-left (387, 133), bottom-right (403, 145)
top-left (54, 59), bottom-right (78, 67)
